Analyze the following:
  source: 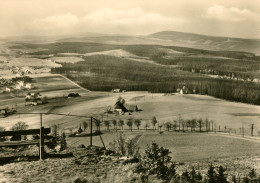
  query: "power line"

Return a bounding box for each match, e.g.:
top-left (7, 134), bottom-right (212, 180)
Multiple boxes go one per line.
top-left (15, 112), bottom-right (91, 119)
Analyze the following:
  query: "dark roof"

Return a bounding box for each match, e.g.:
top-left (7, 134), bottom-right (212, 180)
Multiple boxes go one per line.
top-left (114, 101), bottom-right (128, 112)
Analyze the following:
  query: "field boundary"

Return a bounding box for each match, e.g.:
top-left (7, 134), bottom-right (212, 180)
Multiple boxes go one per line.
top-left (58, 74), bottom-right (91, 92)
top-left (208, 132), bottom-right (260, 143)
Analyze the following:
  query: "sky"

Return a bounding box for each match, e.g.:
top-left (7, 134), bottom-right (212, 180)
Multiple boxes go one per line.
top-left (0, 0), bottom-right (259, 39)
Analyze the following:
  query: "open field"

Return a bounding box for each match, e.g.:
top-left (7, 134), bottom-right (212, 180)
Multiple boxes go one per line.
top-left (137, 132), bottom-right (260, 162)
top-left (1, 83), bottom-right (260, 135)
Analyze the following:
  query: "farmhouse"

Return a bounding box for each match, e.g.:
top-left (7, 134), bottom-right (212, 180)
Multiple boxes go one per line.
top-left (114, 102), bottom-right (128, 113)
top-left (114, 102), bottom-right (139, 113)
top-left (112, 89), bottom-right (121, 93)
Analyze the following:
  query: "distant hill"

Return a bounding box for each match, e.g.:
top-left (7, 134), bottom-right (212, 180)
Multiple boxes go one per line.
top-left (57, 31), bottom-right (260, 55)
top-left (147, 31), bottom-right (260, 55)
top-left (2, 30), bottom-right (260, 55)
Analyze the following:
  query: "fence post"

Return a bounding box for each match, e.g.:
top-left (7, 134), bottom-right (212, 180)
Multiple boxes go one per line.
top-left (40, 126), bottom-right (45, 160)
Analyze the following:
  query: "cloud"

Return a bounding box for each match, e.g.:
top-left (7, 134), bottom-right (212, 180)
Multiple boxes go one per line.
top-left (83, 7), bottom-right (182, 25)
top-left (33, 13), bottom-right (79, 30)
top-left (205, 4), bottom-right (259, 22)
top-left (30, 7), bottom-right (185, 35)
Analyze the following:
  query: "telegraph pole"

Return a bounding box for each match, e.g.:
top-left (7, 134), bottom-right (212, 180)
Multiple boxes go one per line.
top-left (39, 113), bottom-right (44, 160)
top-left (90, 116), bottom-right (93, 146)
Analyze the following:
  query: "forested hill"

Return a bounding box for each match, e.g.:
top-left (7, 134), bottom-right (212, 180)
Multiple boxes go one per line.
top-left (147, 31), bottom-right (260, 54)
top-left (56, 31), bottom-right (260, 54)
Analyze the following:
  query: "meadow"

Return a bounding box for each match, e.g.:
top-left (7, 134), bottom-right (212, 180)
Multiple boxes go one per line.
top-left (137, 132), bottom-right (260, 162)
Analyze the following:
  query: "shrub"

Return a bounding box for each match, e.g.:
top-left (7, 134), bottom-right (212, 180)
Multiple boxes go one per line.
top-left (109, 132), bottom-right (140, 158)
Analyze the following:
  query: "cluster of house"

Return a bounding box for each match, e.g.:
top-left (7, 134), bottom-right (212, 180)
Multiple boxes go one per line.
top-left (25, 92), bottom-right (47, 106)
top-left (11, 66), bottom-right (33, 77)
top-left (5, 81), bottom-right (32, 93)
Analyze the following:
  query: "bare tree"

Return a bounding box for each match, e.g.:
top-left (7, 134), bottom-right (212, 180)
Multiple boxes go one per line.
top-left (11, 121), bottom-right (29, 140)
top-left (11, 121), bottom-right (29, 131)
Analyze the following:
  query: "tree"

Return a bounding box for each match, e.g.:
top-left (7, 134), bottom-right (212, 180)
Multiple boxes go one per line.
top-left (52, 124), bottom-right (59, 138)
top-left (207, 164), bottom-right (216, 183)
top-left (142, 142), bottom-right (176, 182)
top-left (189, 167), bottom-right (197, 183)
top-left (112, 119), bottom-right (117, 130)
top-left (197, 118), bottom-right (203, 132)
top-left (144, 121), bottom-right (149, 131)
top-left (191, 118), bottom-right (197, 132)
top-left (205, 117), bottom-right (209, 133)
top-left (78, 124), bottom-right (83, 134)
top-left (104, 120), bottom-right (110, 131)
top-left (118, 119), bottom-right (124, 130)
top-left (82, 121), bottom-right (88, 131)
top-left (60, 132), bottom-right (67, 151)
top-left (11, 121), bottom-right (29, 130)
top-left (248, 168), bottom-right (257, 179)
top-left (134, 119), bottom-right (141, 131)
top-left (94, 119), bottom-right (101, 132)
top-left (151, 116), bottom-right (157, 131)
top-left (216, 166), bottom-right (228, 183)
top-left (11, 121), bottom-right (29, 140)
top-left (173, 120), bottom-right (177, 131)
top-left (126, 119), bottom-right (133, 131)
top-left (165, 122), bottom-right (171, 131)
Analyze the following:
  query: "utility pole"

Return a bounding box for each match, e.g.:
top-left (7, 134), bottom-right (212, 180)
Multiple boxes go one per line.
top-left (39, 113), bottom-right (44, 160)
top-left (90, 116), bottom-right (93, 146)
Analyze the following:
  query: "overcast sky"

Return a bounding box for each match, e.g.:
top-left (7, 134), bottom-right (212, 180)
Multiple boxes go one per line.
top-left (0, 0), bottom-right (259, 38)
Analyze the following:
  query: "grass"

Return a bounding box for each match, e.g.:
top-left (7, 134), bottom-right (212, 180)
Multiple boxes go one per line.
top-left (138, 132), bottom-right (260, 162)
top-left (1, 132), bottom-right (260, 182)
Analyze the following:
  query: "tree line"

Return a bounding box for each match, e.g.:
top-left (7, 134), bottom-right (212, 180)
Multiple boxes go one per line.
top-left (51, 54), bottom-right (260, 105)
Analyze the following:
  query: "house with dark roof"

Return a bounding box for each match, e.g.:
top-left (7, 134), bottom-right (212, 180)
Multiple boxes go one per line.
top-left (114, 102), bottom-right (139, 113)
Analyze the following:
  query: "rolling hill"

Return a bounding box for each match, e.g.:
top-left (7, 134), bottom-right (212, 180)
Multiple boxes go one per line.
top-left (56, 31), bottom-right (260, 55)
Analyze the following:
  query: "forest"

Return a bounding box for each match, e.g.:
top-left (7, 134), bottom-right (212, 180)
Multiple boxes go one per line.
top-left (51, 55), bottom-right (260, 105)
